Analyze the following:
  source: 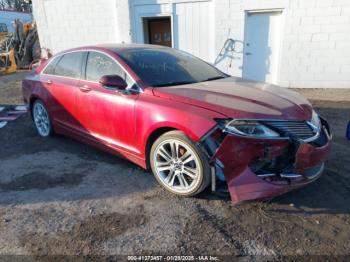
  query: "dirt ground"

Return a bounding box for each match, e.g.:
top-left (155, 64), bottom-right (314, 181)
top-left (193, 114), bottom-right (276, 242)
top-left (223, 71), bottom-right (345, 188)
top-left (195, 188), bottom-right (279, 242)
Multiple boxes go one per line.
top-left (0, 72), bottom-right (350, 258)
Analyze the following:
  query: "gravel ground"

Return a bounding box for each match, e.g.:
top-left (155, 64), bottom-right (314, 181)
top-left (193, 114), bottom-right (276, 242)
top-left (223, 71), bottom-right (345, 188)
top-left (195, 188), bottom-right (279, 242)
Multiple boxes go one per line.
top-left (0, 73), bottom-right (349, 258)
top-left (0, 71), bottom-right (28, 105)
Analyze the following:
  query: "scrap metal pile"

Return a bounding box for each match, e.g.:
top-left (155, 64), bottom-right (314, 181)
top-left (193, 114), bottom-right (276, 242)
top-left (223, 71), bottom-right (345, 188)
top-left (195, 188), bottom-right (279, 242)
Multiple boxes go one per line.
top-left (0, 19), bottom-right (40, 74)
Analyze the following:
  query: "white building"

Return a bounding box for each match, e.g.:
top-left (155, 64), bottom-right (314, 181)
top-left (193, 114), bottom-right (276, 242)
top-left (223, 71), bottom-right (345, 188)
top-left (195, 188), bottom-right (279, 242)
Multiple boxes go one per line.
top-left (33, 0), bottom-right (350, 88)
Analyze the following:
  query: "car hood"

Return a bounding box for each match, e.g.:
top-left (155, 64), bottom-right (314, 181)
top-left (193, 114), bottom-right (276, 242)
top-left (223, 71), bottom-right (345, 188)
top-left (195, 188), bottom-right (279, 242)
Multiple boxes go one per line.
top-left (152, 77), bottom-right (313, 120)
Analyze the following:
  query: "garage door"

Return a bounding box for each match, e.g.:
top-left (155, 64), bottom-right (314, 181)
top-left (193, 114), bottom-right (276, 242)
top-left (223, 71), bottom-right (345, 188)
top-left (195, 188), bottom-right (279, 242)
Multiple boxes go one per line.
top-left (132, 0), bottom-right (214, 63)
top-left (173, 1), bottom-right (214, 62)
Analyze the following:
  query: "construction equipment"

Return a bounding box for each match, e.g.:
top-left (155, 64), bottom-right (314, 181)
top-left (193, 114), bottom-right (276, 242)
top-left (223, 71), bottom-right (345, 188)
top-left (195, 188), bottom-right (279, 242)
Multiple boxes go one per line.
top-left (0, 49), bottom-right (16, 74)
top-left (0, 22), bottom-right (16, 74)
top-left (0, 19), bottom-right (40, 75)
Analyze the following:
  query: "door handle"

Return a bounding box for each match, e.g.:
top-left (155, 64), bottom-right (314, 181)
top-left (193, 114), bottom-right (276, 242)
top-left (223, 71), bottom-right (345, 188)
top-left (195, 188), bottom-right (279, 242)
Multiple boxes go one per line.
top-left (79, 85), bottom-right (92, 92)
top-left (46, 79), bottom-right (53, 84)
top-left (245, 52), bottom-right (252, 56)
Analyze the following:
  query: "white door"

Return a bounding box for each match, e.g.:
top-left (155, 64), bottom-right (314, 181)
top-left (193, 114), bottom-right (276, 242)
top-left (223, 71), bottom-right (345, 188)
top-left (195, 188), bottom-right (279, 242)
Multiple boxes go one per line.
top-left (173, 1), bottom-right (214, 62)
top-left (132, 1), bottom-right (214, 63)
top-left (242, 11), bottom-right (283, 84)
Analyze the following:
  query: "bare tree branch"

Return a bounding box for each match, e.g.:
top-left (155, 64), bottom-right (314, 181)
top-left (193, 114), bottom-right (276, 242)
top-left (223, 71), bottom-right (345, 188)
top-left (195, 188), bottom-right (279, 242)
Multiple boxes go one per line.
top-left (0, 0), bottom-right (31, 12)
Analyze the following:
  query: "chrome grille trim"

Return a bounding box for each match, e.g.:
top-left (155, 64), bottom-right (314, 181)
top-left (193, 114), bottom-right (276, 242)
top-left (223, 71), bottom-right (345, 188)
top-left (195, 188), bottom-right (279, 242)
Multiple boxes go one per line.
top-left (262, 120), bottom-right (319, 142)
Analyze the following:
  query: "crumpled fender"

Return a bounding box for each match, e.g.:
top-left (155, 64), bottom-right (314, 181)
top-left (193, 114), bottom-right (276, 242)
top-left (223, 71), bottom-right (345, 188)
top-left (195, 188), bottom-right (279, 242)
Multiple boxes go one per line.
top-left (295, 141), bottom-right (331, 173)
top-left (213, 135), bottom-right (289, 203)
top-left (213, 132), bottom-right (332, 204)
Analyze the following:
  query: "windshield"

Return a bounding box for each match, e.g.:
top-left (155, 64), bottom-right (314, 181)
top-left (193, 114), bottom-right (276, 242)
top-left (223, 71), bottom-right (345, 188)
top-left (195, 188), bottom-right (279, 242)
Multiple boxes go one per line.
top-left (117, 48), bottom-right (227, 87)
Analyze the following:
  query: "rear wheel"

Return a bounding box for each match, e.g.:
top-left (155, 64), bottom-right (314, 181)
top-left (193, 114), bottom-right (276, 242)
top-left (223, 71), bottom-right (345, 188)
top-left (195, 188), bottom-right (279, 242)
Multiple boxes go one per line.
top-left (150, 131), bottom-right (210, 197)
top-left (32, 100), bottom-right (53, 137)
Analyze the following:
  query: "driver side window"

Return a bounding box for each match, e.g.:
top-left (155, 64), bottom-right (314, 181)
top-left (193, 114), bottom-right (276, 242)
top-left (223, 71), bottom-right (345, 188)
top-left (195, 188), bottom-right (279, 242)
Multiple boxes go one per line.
top-left (85, 51), bottom-right (133, 88)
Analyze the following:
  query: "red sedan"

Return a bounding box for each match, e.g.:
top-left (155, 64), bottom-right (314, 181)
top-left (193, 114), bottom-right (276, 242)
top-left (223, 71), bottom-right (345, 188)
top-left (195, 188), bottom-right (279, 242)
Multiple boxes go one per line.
top-left (22, 44), bottom-right (331, 204)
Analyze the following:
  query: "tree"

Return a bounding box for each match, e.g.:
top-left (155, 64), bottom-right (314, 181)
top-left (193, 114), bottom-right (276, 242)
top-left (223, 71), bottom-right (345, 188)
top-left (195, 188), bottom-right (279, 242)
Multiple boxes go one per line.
top-left (0, 0), bottom-right (32, 12)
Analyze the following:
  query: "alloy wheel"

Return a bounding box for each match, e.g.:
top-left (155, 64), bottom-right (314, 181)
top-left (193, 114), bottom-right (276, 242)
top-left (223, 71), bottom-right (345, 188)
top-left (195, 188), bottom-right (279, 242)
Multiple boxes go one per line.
top-left (153, 139), bottom-right (202, 194)
top-left (33, 101), bottom-right (51, 137)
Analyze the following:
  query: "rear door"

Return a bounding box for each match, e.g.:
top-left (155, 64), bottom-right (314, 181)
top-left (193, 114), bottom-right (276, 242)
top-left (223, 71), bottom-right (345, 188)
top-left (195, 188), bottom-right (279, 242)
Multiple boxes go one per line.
top-left (40, 51), bottom-right (84, 130)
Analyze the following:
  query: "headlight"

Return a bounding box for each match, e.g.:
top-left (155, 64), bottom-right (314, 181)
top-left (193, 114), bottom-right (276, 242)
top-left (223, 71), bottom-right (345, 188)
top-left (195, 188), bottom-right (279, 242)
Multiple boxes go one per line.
top-left (310, 110), bottom-right (321, 131)
top-left (222, 120), bottom-right (280, 138)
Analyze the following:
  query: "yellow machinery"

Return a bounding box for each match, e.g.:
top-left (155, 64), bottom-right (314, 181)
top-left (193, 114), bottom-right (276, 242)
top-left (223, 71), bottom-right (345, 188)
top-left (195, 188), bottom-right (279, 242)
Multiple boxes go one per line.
top-left (0, 48), bottom-right (17, 74)
top-left (0, 21), bottom-right (37, 75)
top-left (0, 24), bottom-right (17, 75)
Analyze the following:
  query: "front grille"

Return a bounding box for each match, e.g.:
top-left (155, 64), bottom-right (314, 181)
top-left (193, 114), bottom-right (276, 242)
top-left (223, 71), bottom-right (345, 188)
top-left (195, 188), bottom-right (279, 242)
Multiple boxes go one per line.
top-left (263, 120), bottom-right (316, 141)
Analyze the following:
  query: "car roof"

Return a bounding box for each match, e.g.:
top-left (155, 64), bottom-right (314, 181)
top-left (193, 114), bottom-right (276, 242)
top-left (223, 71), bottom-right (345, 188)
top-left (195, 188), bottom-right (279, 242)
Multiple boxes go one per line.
top-left (87, 44), bottom-right (170, 54)
top-left (97, 43), bottom-right (169, 51)
top-left (55, 44), bottom-right (171, 57)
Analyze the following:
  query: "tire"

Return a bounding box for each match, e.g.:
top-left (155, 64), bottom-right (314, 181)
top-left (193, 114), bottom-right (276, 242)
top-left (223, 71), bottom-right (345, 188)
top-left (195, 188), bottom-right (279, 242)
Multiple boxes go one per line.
top-left (32, 100), bottom-right (54, 137)
top-left (150, 130), bottom-right (210, 197)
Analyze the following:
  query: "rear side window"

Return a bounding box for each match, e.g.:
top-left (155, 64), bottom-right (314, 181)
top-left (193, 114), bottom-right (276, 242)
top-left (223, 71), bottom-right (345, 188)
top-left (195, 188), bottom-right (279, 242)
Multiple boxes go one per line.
top-left (85, 52), bottom-right (125, 82)
top-left (42, 56), bottom-right (61, 75)
top-left (54, 52), bottom-right (83, 78)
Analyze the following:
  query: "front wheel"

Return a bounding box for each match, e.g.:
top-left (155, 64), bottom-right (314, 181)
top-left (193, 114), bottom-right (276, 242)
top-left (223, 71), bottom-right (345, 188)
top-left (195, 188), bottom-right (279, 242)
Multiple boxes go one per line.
top-left (150, 131), bottom-right (210, 197)
top-left (32, 100), bottom-right (54, 137)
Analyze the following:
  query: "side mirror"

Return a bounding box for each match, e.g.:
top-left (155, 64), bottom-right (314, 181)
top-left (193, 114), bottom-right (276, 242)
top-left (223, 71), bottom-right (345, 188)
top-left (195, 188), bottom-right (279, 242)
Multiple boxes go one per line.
top-left (99, 75), bottom-right (128, 90)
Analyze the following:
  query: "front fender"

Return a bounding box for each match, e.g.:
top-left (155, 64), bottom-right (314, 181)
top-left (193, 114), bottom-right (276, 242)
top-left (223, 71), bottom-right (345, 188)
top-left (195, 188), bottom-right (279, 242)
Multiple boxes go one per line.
top-left (135, 94), bottom-right (224, 157)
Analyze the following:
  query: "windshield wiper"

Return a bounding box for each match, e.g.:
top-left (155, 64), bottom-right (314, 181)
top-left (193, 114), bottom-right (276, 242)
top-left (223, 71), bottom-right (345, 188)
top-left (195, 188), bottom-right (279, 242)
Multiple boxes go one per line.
top-left (153, 81), bottom-right (196, 87)
top-left (201, 76), bottom-right (226, 82)
top-left (153, 76), bottom-right (226, 87)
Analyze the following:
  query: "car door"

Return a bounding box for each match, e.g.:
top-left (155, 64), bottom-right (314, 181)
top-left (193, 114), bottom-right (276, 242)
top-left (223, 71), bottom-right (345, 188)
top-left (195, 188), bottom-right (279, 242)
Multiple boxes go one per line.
top-left (76, 51), bottom-right (140, 155)
top-left (40, 51), bottom-right (84, 131)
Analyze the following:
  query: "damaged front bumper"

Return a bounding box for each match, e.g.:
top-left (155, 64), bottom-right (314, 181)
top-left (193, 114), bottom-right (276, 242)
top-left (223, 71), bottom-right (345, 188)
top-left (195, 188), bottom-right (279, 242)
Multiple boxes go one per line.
top-left (201, 117), bottom-right (332, 204)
